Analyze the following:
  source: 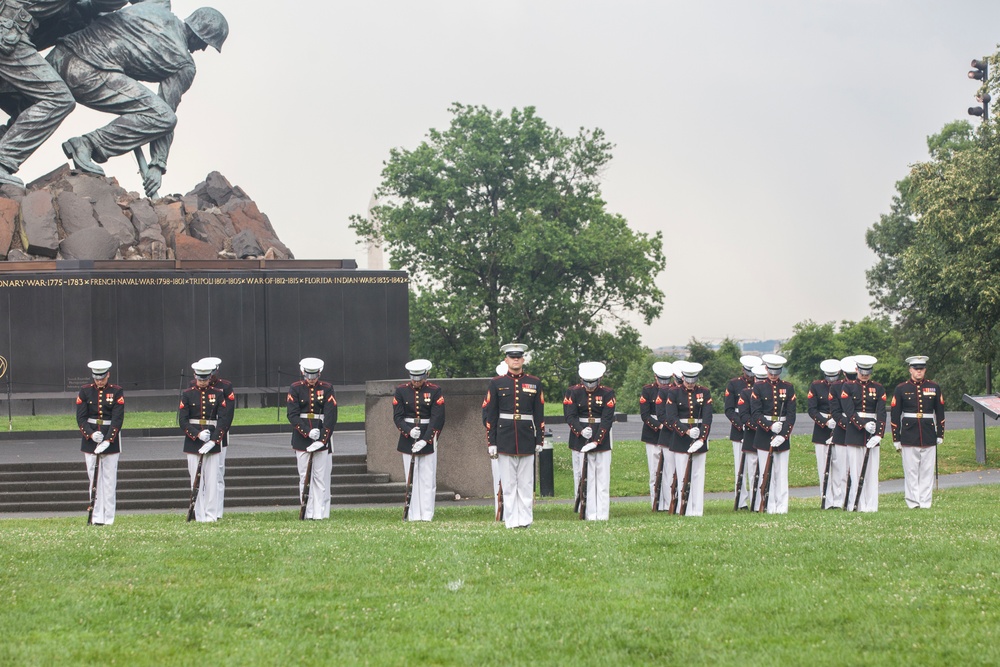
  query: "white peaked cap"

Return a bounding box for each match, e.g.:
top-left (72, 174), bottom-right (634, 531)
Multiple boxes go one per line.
top-left (405, 359), bottom-right (432, 375)
top-left (854, 354), bottom-right (877, 371)
top-left (682, 362), bottom-right (703, 379)
top-left (88, 360), bottom-right (112, 375)
top-left (761, 354), bottom-right (787, 370)
top-left (299, 357), bottom-right (324, 373)
top-left (579, 361), bottom-right (607, 381)
top-left (652, 361), bottom-right (673, 379)
top-left (820, 359), bottom-right (841, 375)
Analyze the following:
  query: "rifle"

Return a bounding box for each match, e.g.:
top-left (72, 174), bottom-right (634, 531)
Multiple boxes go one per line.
top-left (577, 453), bottom-right (589, 520)
top-left (402, 452), bottom-right (416, 521)
top-left (679, 452), bottom-right (694, 516)
top-left (843, 471), bottom-right (852, 510)
top-left (187, 453), bottom-right (204, 522)
top-left (758, 445), bottom-right (775, 513)
top-left (668, 468), bottom-right (679, 514)
top-left (852, 445), bottom-right (873, 512)
top-left (495, 480), bottom-right (504, 522)
top-left (734, 450), bottom-right (747, 511)
top-left (300, 450), bottom-right (315, 520)
top-left (86, 454), bottom-right (101, 525)
top-left (133, 146), bottom-right (159, 198)
top-left (820, 441), bottom-right (834, 509)
top-left (750, 452), bottom-right (760, 512)
top-left (652, 448), bottom-right (665, 511)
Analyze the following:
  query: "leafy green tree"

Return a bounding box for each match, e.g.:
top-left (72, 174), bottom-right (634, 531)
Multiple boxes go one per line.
top-left (350, 104), bottom-right (664, 391)
top-left (867, 93), bottom-right (1000, 390)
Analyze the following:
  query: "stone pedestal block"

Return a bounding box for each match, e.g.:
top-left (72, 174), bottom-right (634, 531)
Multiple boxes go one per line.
top-left (366, 377), bottom-right (493, 498)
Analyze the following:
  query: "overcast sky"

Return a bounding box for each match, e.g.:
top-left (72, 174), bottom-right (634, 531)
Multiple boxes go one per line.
top-left (18, 0), bottom-right (1000, 347)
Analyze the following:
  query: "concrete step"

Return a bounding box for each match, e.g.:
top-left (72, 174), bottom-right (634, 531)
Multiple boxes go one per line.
top-left (0, 454), bottom-right (451, 513)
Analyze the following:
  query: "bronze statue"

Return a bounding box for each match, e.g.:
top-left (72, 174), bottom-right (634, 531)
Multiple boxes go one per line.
top-left (0, 0), bottom-right (131, 187)
top-left (49, 0), bottom-right (228, 196)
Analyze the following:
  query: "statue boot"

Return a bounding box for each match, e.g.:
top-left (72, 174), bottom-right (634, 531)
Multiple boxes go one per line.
top-left (62, 136), bottom-right (105, 176)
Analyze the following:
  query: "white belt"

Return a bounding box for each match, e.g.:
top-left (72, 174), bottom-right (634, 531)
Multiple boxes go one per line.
top-left (819, 412), bottom-right (831, 419)
top-left (86, 418), bottom-right (107, 426)
top-left (404, 417), bottom-right (431, 424)
top-left (583, 417), bottom-right (602, 424)
top-left (499, 413), bottom-right (531, 420)
top-left (764, 416), bottom-right (787, 422)
top-left (856, 412), bottom-right (877, 419)
top-left (902, 412), bottom-right (934, 419)
top-left (190, 419), bottom-right (218, 426)
top-left (303, 413), bottom-right (324, 421)
top-left (682, 418), bottom-right (703, 424)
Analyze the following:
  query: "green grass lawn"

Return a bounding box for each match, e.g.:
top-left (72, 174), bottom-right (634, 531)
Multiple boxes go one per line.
top-left (1, 488), bottom-right (998, 665)
top-left (5, 405), bottom-right (367, 431)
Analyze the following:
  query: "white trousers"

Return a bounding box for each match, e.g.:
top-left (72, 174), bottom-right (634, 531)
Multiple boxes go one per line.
top-left (402, 451), bottom-right (437, 521)
top-left (758, 449), bottom-right (789, 514)
top-left (902, 446), bottom-right (935, 509)
top-left (578, 450), bottom-right (611, 520)
top-left (187, 452), bottom-right (220, 522)
top-left (668, 451), bottom-right (706, 516)
top-left (744, 450), bottom-right (760, 511)
top-left (659, 447), bottom-right (678, 511)
top-left (845, 446), bottom-right (879, 512)
top-left (828, 444), bottom-right (849, 509)
top-left (85, 452), bottom-right (119, 525)
top-left (296, 450), bottom-right (332, 520)
top-left (645, 442), bottom-right (662, 504)
top-left (217, 445), bottom-right (227, 519)
top-left (498, 454), bottom-right (534, 528)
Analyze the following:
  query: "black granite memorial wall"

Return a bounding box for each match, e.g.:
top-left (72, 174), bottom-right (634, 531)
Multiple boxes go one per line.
top-left (0, 261), bottom-right (409, 394)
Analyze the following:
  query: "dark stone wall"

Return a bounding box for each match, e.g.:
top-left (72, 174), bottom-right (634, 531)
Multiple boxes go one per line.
top-left (0, 265), bottom-right (409, 393)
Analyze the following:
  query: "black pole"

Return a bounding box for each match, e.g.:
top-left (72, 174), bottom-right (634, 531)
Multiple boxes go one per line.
top-left (987, 361), bottom-right (993, 394)
top-left (6, 363), bottom-right (11, 432)
top-left (276, 366), bottom-right (282, 422)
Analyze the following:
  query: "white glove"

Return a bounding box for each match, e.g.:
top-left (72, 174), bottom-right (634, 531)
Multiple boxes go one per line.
top-left (688, 426), bottom-right (700, 440)
top-left (580, 442), bottom-right (598, 453)
top-left (90, 431), bottom-right (104, 444)
top-left (893, 441), bottom-right (902, 453)
top-left (825, 436), bottom-right (833, 445)
top-left (488, 445), bottom-right (498, 459)
top-left (580, 426), bottom-right (593, 439)
top-left (308, 428), bottom-right (321, 441)
top-left (198, 429), bottom-right (211, 443)
top-left (866, 435), bottom-right (881, 449)
top-left (198, 441), bottom-right (214, 454)
top-left (687, 439), bottom-right (703, 453)
top-left (409, 427), bottom-right (421, 439)
top-left (306, 440), bottom-right (325, 453)
top-left (936, 437), bottom-right (943, 445)
top-left (826, 418), bottom-right (836, 429)
top-left (94, 441), bottom-right (110, 454)
top-left (770, 422), bottom-right (782, 434)
top-left (535, 444), bottom-right (543, 453)
top-left (770, 435), bottom-right (786, 448)
top-left (864, 421), bottom-right (877, 434)
top-left (412, 439), bottom-right (427, 453)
